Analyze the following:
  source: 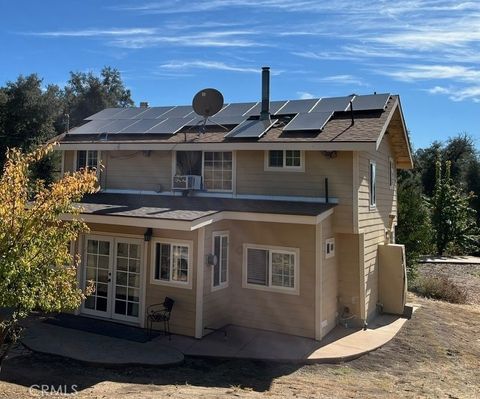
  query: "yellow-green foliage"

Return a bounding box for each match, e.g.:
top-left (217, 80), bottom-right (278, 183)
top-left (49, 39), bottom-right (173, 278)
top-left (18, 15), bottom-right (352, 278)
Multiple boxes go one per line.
top-left (0, 143), bottom-right (97, 318)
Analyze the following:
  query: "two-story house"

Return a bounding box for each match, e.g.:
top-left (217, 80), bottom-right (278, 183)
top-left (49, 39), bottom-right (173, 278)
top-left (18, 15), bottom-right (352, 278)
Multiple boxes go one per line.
top-left (57, 68), bottom-right (413, 341)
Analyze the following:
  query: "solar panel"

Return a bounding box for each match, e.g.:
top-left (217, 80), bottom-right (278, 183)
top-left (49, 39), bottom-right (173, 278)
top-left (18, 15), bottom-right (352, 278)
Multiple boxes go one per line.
top-left (85, 108), bottom-right (126, 120)
top-left (119, 119), bottom-right (166, 134)
top-left (352, 93), bottom-right (390, 111)
top-left (147, 117), bottom-right (196, 134)
top-left (225, 118), bottom-right (277, 138)
top-left (111, 107), bottom-right (150, 119)
top-left (100, 119), bottom-right (139, 133)
top-left (161, 106), bottom-right (194, 118)
top-left (135, 106), bottom-right (175, 119)
top-left (216, 102), bottom-right (257, 117)
top-left (275, 98), bottom-right (319, 115)
top-left (70, 119), bottom-right (116, 134)
top-left (184, 115), bottom-right (246, 129)
top-left (283, 111), bottom-right (333, 132)
top-left (243, 100), bottom-right (289, 117)
top-left (311, 96), bottom-right (352, 113)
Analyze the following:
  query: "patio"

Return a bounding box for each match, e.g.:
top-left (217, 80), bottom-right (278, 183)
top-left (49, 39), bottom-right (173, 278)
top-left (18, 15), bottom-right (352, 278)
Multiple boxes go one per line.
top-left (21, 309), bottom-right (415, 366)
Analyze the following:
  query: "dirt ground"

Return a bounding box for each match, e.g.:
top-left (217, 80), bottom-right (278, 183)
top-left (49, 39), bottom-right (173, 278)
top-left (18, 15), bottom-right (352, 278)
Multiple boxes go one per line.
top-left (1, 263), bottom-right (479, 398)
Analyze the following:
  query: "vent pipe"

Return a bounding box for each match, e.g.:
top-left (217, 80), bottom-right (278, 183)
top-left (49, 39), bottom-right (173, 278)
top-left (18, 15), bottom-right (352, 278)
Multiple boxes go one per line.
top-left (260, 67), bottom-right (270, 120)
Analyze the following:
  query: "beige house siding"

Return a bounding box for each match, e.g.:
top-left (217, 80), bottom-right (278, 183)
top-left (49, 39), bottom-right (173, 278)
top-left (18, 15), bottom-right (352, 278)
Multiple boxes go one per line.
top-left (81, 223), bottom-right (197, 337)
top-left (225, 220), bottom-right (316, 338)
top-left (336, 233), bottom-right (361, 321)
top-left (321, 215), bottom-right (338, 337)
top-left (357, 135), bottom-right (397, 320)
top-left (103, 150), bottom-right (172, 192)
top-left (202, 220), bottom-right (233, 332)
top-left (236, 150), bottom-right (353, 232)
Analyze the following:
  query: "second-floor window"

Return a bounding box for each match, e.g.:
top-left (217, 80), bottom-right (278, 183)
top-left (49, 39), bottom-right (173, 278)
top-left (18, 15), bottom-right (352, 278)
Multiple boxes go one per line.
top-left (175, 151), bottom-right (233, 192)
top-left (203, 152), bottom-right (233, 191)
top-left (265, 150), bottom-right (304, 171)
top-left (76, 150), bottom-right (99, 171)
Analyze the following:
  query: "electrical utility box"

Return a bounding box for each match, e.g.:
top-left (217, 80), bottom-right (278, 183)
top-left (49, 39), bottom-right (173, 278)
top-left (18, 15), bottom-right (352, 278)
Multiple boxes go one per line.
top-left (378, 244), bottom-right (407, 315)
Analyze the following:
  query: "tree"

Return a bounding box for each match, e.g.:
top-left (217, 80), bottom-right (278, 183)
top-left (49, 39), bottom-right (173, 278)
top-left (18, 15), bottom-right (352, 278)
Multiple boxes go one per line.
top-left (0, 144), bottom-right (97, 370)
top-left (64, 67), bottom-right (133, 128)
top-left (428, 160), bottom-right (479, 255)
top-left (0, 75), bottom-right (63, 177)
top-left (396, 169), bottom-right (433, 282)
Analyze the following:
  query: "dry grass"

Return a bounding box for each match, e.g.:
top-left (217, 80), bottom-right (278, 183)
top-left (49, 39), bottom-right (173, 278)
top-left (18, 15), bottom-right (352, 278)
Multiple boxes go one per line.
top-left (1, 264), bottom-right (479, 398)
top-left (412, 275), bottom-right (468, 303)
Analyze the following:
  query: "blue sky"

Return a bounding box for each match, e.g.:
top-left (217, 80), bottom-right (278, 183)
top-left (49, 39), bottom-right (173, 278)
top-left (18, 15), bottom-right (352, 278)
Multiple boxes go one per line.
top-left (1, 0), bottom-right (479, 149)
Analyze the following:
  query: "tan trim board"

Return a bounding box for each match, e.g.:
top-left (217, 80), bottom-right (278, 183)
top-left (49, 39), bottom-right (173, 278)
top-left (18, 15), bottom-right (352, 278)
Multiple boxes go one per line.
top-left (195, 227), bottom-right (205, 338)
top-left (314, 222), bottom-right (323, 340)
top-left (63, 208), bottom-right (335, 232)
top-left (352, 151), bottom-right (359, 234)
top-left (375, 98), bottom-right (399, 151)
top-left (57, 142), bottom-right (377, 152)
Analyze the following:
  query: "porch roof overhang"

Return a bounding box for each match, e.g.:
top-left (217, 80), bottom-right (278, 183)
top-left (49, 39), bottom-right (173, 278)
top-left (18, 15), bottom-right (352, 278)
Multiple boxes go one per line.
top-left (64, 193), bottom-right (336, 231)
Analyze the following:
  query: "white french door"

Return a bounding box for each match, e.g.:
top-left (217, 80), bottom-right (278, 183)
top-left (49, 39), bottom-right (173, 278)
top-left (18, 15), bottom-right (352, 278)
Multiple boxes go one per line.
top-left (82, 235), bottom-right (143, 323)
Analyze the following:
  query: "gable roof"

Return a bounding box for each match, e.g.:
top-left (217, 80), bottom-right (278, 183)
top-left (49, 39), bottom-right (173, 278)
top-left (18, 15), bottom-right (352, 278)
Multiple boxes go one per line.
top-left (56, 94), bottom-right (413, 169)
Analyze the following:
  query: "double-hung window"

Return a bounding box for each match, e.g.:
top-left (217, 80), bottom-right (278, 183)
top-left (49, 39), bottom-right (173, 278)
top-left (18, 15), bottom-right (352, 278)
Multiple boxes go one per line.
top-left (76, 150), bottom-right (99, 171)
top-left (369, 160), bottom-right (376, 208)
top-left (265, 150), bottom-right (303, 171)
top-left (244, 245), bottom-right (299, 294)
top-left (203, 151), bottom-right (233, 191)
top-left (212, 232), bottom-right (228, 289)
top-left (152, 240), bottom-right (192, 288)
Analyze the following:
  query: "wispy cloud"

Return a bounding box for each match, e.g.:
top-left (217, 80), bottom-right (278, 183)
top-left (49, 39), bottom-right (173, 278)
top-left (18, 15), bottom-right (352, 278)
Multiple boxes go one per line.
top-left (427, 85), bottom-right (480, 102)
top-left (297, 91), bottom-right (315, 99)
top-left (158, 60), bottom-right (262, 74)
top-left (25, 28), bottom-right (157, 37)
top-left (25, 26), bottom-right (263, 49)
top-left (315, 74), bottom-right (367, 86)
top-left (379, 65), bottom-right (480, 82)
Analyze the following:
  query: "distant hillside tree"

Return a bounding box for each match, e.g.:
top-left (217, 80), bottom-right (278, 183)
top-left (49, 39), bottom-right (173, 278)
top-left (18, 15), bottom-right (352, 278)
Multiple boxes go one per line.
top-left (428, 160), bottom-right (479, 255)
top-left (0, 75), bottom-right (63, 181)
top-left (64, 67), bottom-right (133, 129)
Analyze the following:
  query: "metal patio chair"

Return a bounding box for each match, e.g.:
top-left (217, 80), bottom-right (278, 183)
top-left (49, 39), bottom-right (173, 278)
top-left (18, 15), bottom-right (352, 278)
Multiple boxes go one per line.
top-left (146, 297), bottom-right (175, 340)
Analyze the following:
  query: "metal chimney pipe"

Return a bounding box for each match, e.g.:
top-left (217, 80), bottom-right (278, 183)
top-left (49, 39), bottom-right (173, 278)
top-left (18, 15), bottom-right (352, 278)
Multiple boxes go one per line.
top-left (260, 67), bottom-right (270, 120)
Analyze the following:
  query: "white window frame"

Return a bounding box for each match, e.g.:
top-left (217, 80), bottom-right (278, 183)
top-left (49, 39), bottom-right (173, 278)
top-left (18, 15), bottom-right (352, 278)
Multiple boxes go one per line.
top-left (389, 157), bottom-right (395, 190)
top-left (211, 231), bottom-right (229, 291)
top-left (242, 243), bottom-right (300, 295)
top-left (369, 160), bottom-right (376, 209)
top-left (150, 238), bottom-right (193, 289)
top-left (74, 150), bottom-right (100, 171)
top-left (325, 238), bottom-right (335, 259)
top-left (172, 150), bottom-right (235, 193)
top-left (202, 151), bottom-right (234, 193)
top-left (264, 150), bottom-right (305, 172)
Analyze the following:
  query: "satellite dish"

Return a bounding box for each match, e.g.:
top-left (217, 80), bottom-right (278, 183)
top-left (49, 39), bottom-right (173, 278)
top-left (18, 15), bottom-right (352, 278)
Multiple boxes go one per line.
top-left (192, 88), bottom-right (224, 117)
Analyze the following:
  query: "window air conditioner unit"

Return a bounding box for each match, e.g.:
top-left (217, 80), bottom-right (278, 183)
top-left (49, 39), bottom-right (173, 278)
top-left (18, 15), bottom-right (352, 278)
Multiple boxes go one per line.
top-left (172, 175), bottom-right (202, 190)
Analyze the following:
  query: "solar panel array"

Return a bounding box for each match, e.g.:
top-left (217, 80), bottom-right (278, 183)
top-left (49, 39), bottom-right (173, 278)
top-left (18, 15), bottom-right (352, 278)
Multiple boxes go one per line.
top-left (73, 93), bottom-right (391, 138)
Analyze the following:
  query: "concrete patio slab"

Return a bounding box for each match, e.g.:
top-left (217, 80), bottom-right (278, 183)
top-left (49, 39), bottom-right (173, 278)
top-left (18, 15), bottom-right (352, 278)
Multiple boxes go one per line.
top-left (22, 307), bottom-right (417, 365)
top-left (22, 322), bottom-right (184, 366)
top-left (420, 255), bottom-right (480, 264)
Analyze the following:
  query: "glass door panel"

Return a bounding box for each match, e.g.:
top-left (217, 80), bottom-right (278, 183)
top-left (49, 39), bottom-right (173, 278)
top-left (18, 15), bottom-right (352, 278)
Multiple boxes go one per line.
top-left (83, 238), bottom-right (112, 314)
top-left (113, 241), bottom-right (142, 320)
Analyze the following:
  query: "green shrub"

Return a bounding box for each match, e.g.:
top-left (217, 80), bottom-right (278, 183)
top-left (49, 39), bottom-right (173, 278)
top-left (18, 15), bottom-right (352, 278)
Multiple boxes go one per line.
top-left (412, 276), bottom-right (467, 304)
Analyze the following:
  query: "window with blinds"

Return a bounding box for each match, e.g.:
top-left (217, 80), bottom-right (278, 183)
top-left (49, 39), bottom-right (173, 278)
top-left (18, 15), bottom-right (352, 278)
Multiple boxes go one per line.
top-left (245, 246), bottom-right (298, 293)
